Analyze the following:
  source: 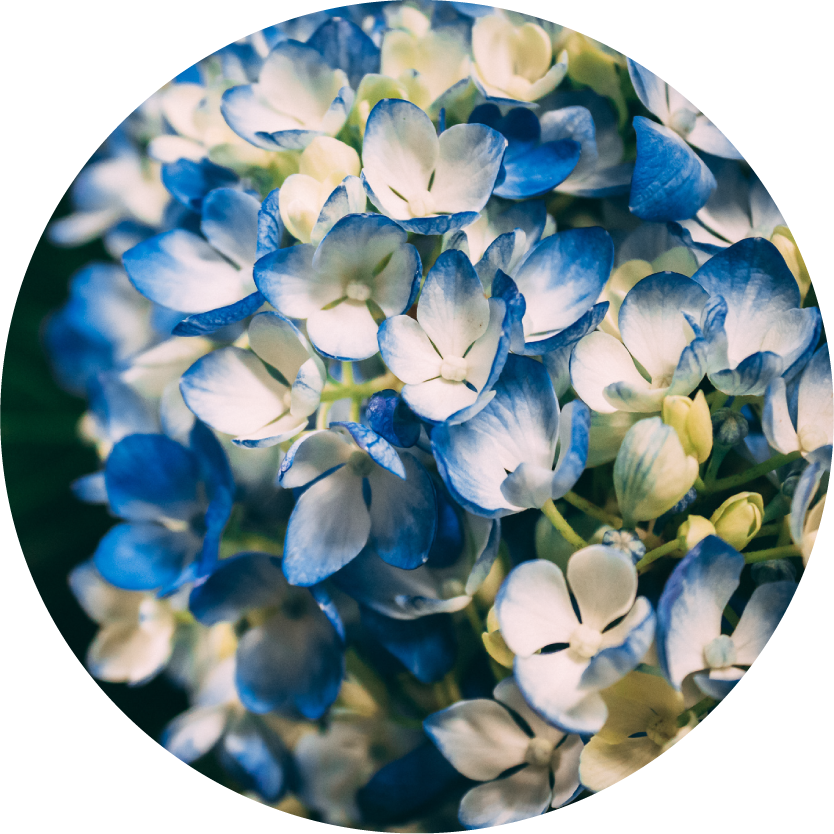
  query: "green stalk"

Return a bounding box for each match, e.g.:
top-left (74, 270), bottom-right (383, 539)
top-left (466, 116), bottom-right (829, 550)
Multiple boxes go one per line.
top-left (743, 544), bottom-right (800, 564)
top-left (635, 537), bottom-right (684, 573)
top-left (319, 371), bottom-right (400, 402)
top-left (563, 491), bottom-right (622, 528)
top-left (705, 451), bottom-right (801, 494)
top-left (541, 500), bottom-right (587, 549)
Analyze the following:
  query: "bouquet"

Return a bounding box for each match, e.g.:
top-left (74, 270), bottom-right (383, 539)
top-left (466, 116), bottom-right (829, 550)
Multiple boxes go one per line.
top-left (39, 2), bottom-right (828, 829)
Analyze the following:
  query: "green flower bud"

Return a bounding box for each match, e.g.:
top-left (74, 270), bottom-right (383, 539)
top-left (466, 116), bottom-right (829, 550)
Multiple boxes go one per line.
top-left (677, 515), bottom-right (716, 551)
top-left (711, 408), bottom-right (749, 446)
top-left (662, 391), bottom-right (712, 463)
top-left (710, 492), bottom-right (764, 550)
top-left (614, 417), bottom-right (700, 524)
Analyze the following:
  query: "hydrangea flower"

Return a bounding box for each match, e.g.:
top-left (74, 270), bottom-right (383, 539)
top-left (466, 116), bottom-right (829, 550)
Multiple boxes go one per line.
top-left (471, 12), bottom-right (568, 103)
top-left (378, 249), bottom-right (510, 423)
top-left (571, 272), bottom-right (709, 412)
top-left (657, 535), bottom-right (796, 699)
top-left (221, 40), bottom-right (355, 151)
top-left (189, 552), bottom-right (345, 718)
top-left (763, 343), bottom-right (833, 457)
top-left (494, 226), bottom-right (613, 355)
top-left (692, 238), bottom-right (821, 395)
top-left (69, 560), bottom-right (176, 684)
top-left (360, 99), bottom-right (507, 235)
top-left (180, 312), bottom-right (326, 447)
top-left (278, 423), bottom-right (436, 585)
top-left (432, 354), bottom-right (590, 517)
top-left (495, 547), bottom-right (656, 732)
top-left (123, 187), bottom-right (273, 336)
top-left (162, 654), bottom-right (294, 802)
top-left (254, 212), bottom-right (421, 360)
top-left (425, 678), bottom-right (583, 828)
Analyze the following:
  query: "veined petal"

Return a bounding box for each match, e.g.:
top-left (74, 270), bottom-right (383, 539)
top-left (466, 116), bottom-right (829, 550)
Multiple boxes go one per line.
top-left (626, 59), bottom-right (670, 122)
top-left (762, 378), bottom-right (800, 455)
top-left (567, 546), bottom-right (637, 632)
top-left (378, 316), bottom-right (442, 384)
top-left (248, 311), bottom-right (313, 383)
top-left (656, 535), bottom-right (744, 688)
top-left (629, 117), bottom-right (716, 222)
top-left (283, 466), bottom-right (370, 586)
top-left (180, 347), bottom-right (289, 437)
top-left (550, 400), bottom-right (591, 499)
top-left (495, 559), bottom-right (578, 656)
top-left (424, 699), bottom-right (530, 781)
top-left (417, 249), bottom-right (490, 358)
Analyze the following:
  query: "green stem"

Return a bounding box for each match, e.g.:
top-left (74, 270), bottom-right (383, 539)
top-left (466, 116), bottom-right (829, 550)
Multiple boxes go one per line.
top-left (705, 451), bottom-right (802, 494)
top-left (753, 522), bottom-right (781, 539)
top-left (743, 544), bottom-right (800, 564)
top-left (319, 371), bottom-right (400, 402)
top-left (708, 392), bottom-right (729, 412)
top-left (723, 605), bottom-right (739, 628)
top-left (635, 537), bottom-right (684, 573)
top-left (541, 500), bottom-right (587, 549)
top-left (694, 475), bottom-right (708, 494)
top-left (684, 696), bottom-right (718, 722)
top-left (563, 491), bottom-right (622, 528)
top-left (704, 445), bottom-right (730, 485)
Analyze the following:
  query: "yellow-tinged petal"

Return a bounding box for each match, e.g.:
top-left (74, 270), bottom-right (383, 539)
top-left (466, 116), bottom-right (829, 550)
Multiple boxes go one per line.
top-left (710, 492), bottom-right (764, 550)
top-left (771, 225), bottom-right (811, 301)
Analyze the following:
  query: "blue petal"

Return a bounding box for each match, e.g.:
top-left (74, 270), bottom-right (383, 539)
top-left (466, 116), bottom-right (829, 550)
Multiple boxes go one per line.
top-left (360, 606), bottom-right (457, 683)
top-left (550, 399), bottom-right (591, 499)
top-left (366, 452), bottom-right (437, 569)
top-left (217, 713), bottom-right (292, 802)
top-left (94, 522), bottom-right (200, 591)
top-left (200, 188), bottom-right (260, 268)
top-left (190, 552), bottom-right (286, 624)
top-left (333, 422), bottom-right (407, 478)
top-left (236, 602), bottom-right (344, 718)
top-left (386, 210), bottom-right (481, 236)
top-left (518, 301), bottom-right (609, 356)
top-left (365, 391), bottom-right (421, 448)
top-left (173, 291), bottom-right (265, 336)
top-left (656, 535), bottom-right (745, 688)
top-left (256, 187), bottom-right (287, 258)
top-left (71, 471), bottom-right (108, 504)
top-left (161, 158), bottom-right (237, 212)
top-left (105, 434), bottom-right (200, 522)
top-left (790, 453), bottom-right (830, 542)
top-left (709, 351), bottom-right (784, 397)
top-left (495, 140), bottom-right (581, 199)
top-left (692, 237), bottom-right (800, 314)
top-left (307, 16), bottom-right (380, 88)
top-left (629, 117), bottom-right (716, 222)
top-left (626, 60), bottom-right (668, 120)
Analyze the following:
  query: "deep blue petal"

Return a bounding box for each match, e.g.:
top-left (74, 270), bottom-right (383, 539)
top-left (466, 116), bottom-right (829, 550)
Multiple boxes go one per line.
top-left (333, 422), bottom-right (406, 478)
top-left (360, 606), bottom-right (457, 683)
top-left (161, 158), bottom-right (238, 213)
top-left (307, 16), bottom-right (380, 88)
top-left (629, 117), bottom-right (716, 222)
top-left (365, 390), bottom-right (422, 448)
top-left (494, 140), bottom-right (581, 199)
top-left (256, 187), bottom-right (287, 258)
top-left (173, 291), bottom-right (265, 336)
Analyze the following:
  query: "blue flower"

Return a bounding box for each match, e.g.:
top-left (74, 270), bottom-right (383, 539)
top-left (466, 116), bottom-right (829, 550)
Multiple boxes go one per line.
top-left (255, 212), bottom-right (421, 360)
top-left (189, 552), bottom-right (344, 718)
top-left (432, 354), bottom-right (590, 517)
top-left (378, 249), bottom-right (510, 423)
top-left (360, 99), bottom-right (507, 235)
top-left (123, 187), bottom-right (279, 336)
top-left (657, 535), bottom-right (796, 699)
top-left (278, 422), bottom-right (436, 585)
top-left (92, 422), bottom-right (234, 594)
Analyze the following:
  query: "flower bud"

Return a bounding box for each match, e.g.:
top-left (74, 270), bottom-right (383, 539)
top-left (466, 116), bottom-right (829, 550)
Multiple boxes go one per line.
top-left (678, 515), bottom-right (716, 551)
top-left (614, 417), bottom-right (700, 524)
top-left (710, 492), bottom-right (764, 550)
top-left (711, 408), bottom-right (749, 447)
top-left (662, 391), bottom-right (712, 463)
top-left (601, 528), bottom-right (646, 563)
top-left (482, 607), bottom-right (514, 668)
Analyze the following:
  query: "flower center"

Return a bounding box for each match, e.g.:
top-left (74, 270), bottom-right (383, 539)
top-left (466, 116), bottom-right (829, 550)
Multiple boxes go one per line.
top-left (569, 623), bottom-right (603, 660)
top-left (347, 450), bottom-right (375, 477)
top-left (407, 189), bottom-right (435, 218)
top-left (669, 108), bottom-right (697, 136)
top-left (797, 425), bottom-right (827, 453)
top-left (524, 737), bottom-right (555, 768)
top-left (440, 355), bottom-right (468, 382)
top-left (703, 634), bottom-right (737, 669)
top-left (346, 281), bottom-right (372, 302)
top-left (645, 714), bottom-right (678, 747)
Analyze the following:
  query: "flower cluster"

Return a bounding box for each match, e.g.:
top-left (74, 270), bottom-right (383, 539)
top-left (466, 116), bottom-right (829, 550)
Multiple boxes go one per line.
top-left (45, 3), bottom-right (826, 830)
